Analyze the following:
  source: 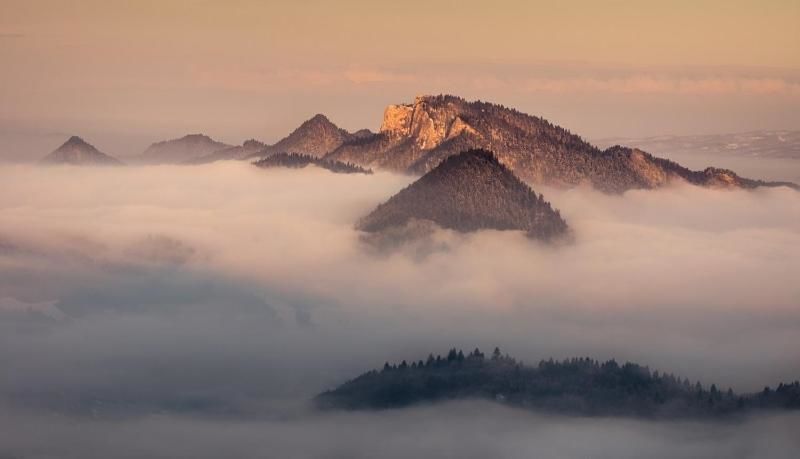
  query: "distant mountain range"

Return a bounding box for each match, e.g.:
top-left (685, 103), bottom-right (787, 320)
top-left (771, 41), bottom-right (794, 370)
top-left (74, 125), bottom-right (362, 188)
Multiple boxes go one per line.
top-left (34, 95), bottom-right (799, 193)
top-left (594, 130), bottom-right (800, 160)
top-left (189, 139), bottom-right (267, 164)
top-left (357, 149), bottom-right (568, 240)
top-left (190, 115), bottom-right (372, 164)
top-left (137, 134), bottom-right (232, 164)
top-left (316, 347), bottom-right (800, 419)
top-left (40, 136), bottom-right (123, 166)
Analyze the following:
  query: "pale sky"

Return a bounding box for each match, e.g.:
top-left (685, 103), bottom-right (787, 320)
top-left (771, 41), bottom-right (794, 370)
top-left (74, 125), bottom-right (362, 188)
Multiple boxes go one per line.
top-left (1, 0), bottom-right (799, 160)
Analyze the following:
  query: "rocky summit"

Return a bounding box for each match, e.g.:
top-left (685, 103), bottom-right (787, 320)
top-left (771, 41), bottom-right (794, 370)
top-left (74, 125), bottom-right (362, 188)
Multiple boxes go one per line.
top-left (356, 149), bottom-right (568, 240)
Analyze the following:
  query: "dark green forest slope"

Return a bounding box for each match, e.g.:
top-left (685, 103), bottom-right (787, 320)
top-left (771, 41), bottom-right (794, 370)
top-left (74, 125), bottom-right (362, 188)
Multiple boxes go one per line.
top-left (317, 347), bottom-right (800, 419)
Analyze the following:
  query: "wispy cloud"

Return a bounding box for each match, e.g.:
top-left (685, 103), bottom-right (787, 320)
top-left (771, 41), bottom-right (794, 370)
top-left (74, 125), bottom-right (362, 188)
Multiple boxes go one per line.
top-left (188, 62), bottom-right (800, 97)
top-left (520, 75), bottom-right (800, 96)
top-left (343, 67), bottom-right (418, 85)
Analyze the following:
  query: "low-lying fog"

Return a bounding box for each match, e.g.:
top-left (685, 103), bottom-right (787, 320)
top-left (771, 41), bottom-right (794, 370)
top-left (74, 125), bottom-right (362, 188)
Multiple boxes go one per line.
top-left (1, 162), bottom-right (799, 457)
top-left (1, 402), bottom-right (798, 459)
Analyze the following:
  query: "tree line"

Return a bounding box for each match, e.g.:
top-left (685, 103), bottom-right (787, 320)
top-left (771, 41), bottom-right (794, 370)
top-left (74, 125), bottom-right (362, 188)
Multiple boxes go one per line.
top-left (316, 347), bottom-right (800, 418)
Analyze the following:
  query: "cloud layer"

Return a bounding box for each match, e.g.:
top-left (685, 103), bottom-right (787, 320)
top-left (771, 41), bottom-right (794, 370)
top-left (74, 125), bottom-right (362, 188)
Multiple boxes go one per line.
top-left (2, 402), bottom-right (799, 459)
top-left (0, 162), bottom-right (799, 456)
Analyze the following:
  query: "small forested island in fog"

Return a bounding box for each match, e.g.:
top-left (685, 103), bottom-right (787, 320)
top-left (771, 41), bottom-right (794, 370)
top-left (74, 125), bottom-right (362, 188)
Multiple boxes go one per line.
top-left (253, 152), bottom-right (372, 174)
top-left (316, 348), bottom-right (800, 419)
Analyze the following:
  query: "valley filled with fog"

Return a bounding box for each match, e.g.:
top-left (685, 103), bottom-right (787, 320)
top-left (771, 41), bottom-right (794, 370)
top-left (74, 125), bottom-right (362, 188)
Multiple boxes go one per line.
top-left (1, 161), bottom-right (799, 457)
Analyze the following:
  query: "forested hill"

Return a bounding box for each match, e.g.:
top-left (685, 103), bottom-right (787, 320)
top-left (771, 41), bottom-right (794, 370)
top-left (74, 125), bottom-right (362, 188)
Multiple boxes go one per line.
top-left (254, 152), bottom-right (372, 174)
top-left (316, 348), bottom-right (800, 419)
top-left (356, 150), bottom-right (568, 241)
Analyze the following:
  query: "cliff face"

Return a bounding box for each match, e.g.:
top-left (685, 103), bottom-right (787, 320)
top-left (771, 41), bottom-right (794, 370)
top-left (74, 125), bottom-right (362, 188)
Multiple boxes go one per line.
top-left (329, 95), bottom-right (796, 193)
top-left (380, 96), bottom-right (479, 150)
top-left (380, 104), bottom-right (415, 137)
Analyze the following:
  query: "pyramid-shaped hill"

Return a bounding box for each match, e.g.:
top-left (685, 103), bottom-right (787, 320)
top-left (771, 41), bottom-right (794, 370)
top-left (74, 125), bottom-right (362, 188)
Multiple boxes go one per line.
top-left (41, 136), bottom-right (123, 166)
top-left (356, 149), bottom-right (568, 240)
top-left (247, 114), bottom-right (356, 160)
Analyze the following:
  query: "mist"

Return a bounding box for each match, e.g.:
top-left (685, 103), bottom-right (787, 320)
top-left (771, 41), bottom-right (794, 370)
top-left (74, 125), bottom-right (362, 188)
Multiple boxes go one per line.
top-left (1, 402), bottom-right (799, 459)
top-left (1, 161), bottom-right (799, 457)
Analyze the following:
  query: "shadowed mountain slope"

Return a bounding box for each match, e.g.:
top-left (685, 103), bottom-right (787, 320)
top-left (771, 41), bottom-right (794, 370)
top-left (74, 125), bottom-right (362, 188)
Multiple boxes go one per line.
top-left (356, 149), bottom-right (568, 240)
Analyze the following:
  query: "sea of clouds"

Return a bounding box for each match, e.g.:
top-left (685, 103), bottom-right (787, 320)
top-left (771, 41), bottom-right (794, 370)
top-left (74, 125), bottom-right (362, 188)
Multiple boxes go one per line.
top-left (1, 161), bottom-right (799, 457)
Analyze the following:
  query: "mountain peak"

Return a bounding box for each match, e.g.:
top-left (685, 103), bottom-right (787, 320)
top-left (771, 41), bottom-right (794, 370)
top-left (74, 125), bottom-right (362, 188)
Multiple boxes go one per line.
top-left (306, 113), bottom-right (332, 124)
top-left (249, 114), bottom-right (356, 159)
top-left (296, 114), bottom-right (339, 133)
top-left (434, 146), bottom-right (496, 167)
top-left (41, 136), bottom-right (122, 166)
top-left (65, 135), bottom-right (87, 144)
top-left (356, 149), bottom-right (568, 240)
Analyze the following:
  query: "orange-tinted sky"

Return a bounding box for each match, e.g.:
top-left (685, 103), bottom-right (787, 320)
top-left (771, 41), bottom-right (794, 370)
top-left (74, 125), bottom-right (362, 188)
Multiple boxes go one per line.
top-left (1, 0), bottom-right (799, 159)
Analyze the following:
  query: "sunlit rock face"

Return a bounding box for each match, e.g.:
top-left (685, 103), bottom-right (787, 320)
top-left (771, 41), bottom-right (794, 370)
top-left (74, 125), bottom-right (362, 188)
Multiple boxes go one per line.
top-left (698, 167), bottom-right (749, 188)
top-left (329, 95), bottom-right (798, 193)
top-left (625, 148), bottom-right (672, 188)
top-left (380, 103), bottom-right (415, 138)
top-left (380, 96), bottom-right (480, 150)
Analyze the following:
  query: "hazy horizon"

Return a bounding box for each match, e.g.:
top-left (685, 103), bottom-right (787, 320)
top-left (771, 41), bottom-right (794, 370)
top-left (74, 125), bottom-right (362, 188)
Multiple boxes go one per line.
top-left (2, 0), bottom-right (800, 162)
